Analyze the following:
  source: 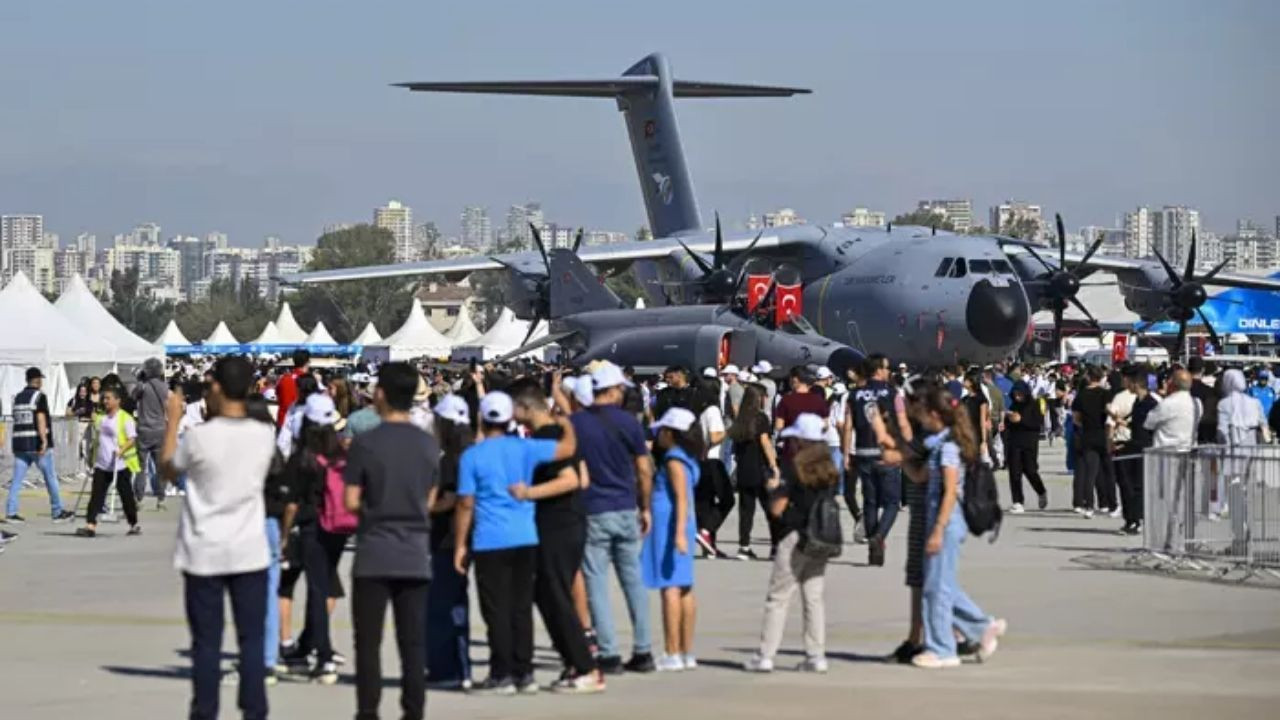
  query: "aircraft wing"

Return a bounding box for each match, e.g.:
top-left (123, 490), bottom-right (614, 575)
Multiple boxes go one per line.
top-left (1002, 242), bottom-right (1280, 293)
top-left (280, 230), bottom-right (799, 285)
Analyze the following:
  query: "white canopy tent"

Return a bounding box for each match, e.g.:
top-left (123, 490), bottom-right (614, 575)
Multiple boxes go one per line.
top-left (352, 322), bottom-right (382, 346)
top-left (305, 321), bottom-right (338, 345)
top-left (54, 274), bottom-right (160, 364)
top-left (0, 272), bottom-right (119, 408)
top-left (443, 304), bottom-right (482, 344)
top-left (451, 308), bottom-right (547, 361)
top-left (275, 302), bottom-right (308, 343)
top-left (204, 321), bottom-right (240, 345)
top-left (252, 321), bottom-right (283, 345)
top-left (155, 319), bottom-right (191, 346)
top-left (364, 300), bottom-right (453, 361)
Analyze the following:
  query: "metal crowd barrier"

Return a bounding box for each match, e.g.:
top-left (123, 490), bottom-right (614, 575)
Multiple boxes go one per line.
top-left (1144, 444), bottom-right (1280, 570)
top-left (0, 418), bottom-right (95, 492)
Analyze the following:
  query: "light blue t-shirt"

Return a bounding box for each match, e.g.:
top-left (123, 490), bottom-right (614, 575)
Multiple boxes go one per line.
top-left (458, 435), bottom-right (559, 552)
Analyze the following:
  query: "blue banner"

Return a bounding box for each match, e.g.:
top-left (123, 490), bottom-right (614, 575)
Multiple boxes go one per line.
top-left (165, 343), bottom-right (364, 356)
top-left (1141, 272), bottom-right (1280, 335)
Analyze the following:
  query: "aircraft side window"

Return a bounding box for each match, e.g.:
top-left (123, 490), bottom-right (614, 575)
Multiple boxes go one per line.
top-left (992, 259), bottom-right (1013, 274)
top-left (934, 258), bottom-right (954, 277)
top-left (969, 259), bottom-right (992, 274)
top-left (949, 258), bottom-right (967, 278)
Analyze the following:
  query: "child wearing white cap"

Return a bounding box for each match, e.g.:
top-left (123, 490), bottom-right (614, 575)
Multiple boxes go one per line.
top-left (643, 407), bottom-right (704, 672)
top-left (454, 391), bottom-right (578, 696)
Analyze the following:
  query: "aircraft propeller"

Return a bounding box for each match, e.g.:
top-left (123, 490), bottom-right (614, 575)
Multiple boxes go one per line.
top-left (1021, 213), bottom-right (1108, 356)
top-left (674, 212), bottom-right (764, 302)
top-left (1150, 230), bottom-right (1230, 358)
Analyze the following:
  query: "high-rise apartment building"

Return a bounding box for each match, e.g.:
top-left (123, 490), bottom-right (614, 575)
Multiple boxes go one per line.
top-left (1123, 207), bottom-right (1153, 258)
top-left (989, 201), bottom-right (1042, 238)
top-left (763, 208), bottom-right (801, 227)
top-left (460, 206), bottom-right (492, 248)
top-left (1, 214), bottom-right (44, 277)
top-left (1151, 205), bottom-right (1200, 268)
top-left (374, 200), bottom-right (415, 263)
top-left (505, 202), bottom-right (544, 249)
top-left (840, 207), bottom-right (886, 228)
top-left (75, 233), bottom-right (97, 255)
top-left (917, 199), bottom-right (973, 233)
top-left (132, 222), bottom-right (162, 246)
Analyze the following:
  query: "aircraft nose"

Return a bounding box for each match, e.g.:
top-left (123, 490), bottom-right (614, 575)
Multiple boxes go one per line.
top-left (965, 279), bottom-right (1029, 348)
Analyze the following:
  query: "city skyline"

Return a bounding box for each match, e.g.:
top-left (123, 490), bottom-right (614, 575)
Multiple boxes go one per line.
top-left (1, 2), bottom-right (1276, 246)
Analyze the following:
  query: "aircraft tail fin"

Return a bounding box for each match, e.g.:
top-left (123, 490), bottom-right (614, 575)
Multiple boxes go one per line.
top-left (396, 52), bottom-right (808, 239)
top-left (549, 249), bottom-right (623, 317)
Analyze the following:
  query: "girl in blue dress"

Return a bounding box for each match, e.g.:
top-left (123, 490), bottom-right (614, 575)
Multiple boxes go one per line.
top-left (642, 407), bottom-right (703, 672)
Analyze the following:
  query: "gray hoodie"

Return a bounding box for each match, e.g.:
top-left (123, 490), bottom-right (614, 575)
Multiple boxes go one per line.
top-left (134, 357), bottom-right (170, 447)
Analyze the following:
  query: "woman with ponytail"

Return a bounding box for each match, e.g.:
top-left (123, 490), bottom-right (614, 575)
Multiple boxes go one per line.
top-left (908, 387), bottom-right (1006, 669)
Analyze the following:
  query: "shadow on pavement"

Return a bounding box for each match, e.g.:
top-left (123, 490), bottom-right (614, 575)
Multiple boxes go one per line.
top-left (102, 665), bottom-right (189, 681)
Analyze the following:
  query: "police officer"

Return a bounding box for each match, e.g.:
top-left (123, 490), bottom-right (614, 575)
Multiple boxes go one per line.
top-left (845, 354), bottom-right (909, 567)
top-left (6, 367), bottom-right (74, 523)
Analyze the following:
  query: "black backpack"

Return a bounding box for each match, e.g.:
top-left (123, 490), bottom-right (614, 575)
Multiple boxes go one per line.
top-left (799, 489), bottom-right (844, 559)
top-left (962, 462), bottom-right (1003, 541)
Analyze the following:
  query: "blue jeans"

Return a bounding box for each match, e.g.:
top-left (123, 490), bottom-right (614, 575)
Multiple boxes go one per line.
top-left (134, 446), bottom-right (163, 500)
top-left (858, 461), bottom-right (901, 540)
top-left (921, 511), bottom-right (990, 659)
top-left (829, 447), bottom-right (844, 494)
top-left (583, 510), bottom-right (651, 658)
top-left (7, 451), bottom-right (62, 517)
top-left (264, 518), bottom-right (281, 668)
top-left (426, 549), bottom-right (471, 683)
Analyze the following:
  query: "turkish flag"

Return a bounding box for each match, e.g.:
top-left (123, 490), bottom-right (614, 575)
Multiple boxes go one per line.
top-left (746, 274), bottom-right (772, 313)
top-left (1112, 333), bottom-right (1128, 364)
top-left (776, 282), bottom-right (802, 326)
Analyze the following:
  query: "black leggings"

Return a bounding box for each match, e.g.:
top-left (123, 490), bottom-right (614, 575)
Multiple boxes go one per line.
top-left (737, 485), bottom-right (778, 550)
top-left (695, 460), bottom-right (735, 547)
top-left (87, 467), bottom-right (137, 526)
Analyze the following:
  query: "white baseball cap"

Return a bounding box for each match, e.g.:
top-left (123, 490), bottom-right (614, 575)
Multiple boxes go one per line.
top-left (816, 366), bottom-right (834, 380)
top-left (304, 394), bottom-right (340, 427)
top-left (479, 391), bottom-right (514, 424)
top-left (572, 375), bottom-right (595, 407)
top-left (751, 360), bottom-right (773, 375)
top-left (780, 413), bottom-right (826, 442)
top-left (650, 407), bottom-right (697, 434)
top-left (591, 361), bottom-right (633, 391)
top-left (702, 367), bottom-right (718, 379)
top-left (721, 364), bottom-right (741, 376)
top-left (434, 394), bottom-right (470, 426)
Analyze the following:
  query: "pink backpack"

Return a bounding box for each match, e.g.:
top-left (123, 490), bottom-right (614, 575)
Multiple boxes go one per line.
top-left (317, 455), bottom-right (358, 534)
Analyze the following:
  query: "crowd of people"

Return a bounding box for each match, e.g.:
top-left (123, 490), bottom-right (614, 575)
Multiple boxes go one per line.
top-left (6, 343), bottom-right (1278, 717)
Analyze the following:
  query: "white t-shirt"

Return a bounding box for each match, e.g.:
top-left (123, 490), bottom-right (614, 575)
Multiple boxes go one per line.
top-left (1144, 390), bottom-right (1200, 449)
top-left (172, 416), bottom-right (277, 576)
top-left (699, 405), bottom-right (726, 461)
top-left (826, 395), bottom-right (845, 448)
top-left (95, 411), bottom-right (137, 472)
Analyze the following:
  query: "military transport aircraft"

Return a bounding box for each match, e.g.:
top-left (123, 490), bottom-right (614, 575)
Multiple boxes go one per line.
top-left (283, 53), bottom-right (1280, 366)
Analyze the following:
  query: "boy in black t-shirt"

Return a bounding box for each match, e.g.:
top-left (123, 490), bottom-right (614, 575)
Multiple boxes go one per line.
top-left (511, 387), bottom-right (604, 694)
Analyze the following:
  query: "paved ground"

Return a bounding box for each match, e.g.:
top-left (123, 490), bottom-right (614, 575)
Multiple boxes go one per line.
top-left (2, 442), bottom-right (1278, 719)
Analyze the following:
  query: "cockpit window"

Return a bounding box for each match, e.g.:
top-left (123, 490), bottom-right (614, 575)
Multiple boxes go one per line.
top-left (934, 258), bottom-right (954, 277)
top-left (968, 259), bottom-right (992, 274)
top-left (992, 259), bottom-right (1013, 274)
top-left (948, 258), bottom-right (967, 278)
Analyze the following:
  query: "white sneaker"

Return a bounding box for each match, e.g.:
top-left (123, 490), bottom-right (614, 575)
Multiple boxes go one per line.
top-left (1108, 507), bottom-right (1122, 519)
top-left (978, 618), bottom-right (1008, 662)
top-left (911, 651), bottom-right (961, 669)
top-left (1072, 507), bottom-right (1085, 515)
top-left (1008, 503), bottom-right (1025, 514)
top-left (798, 657), bottom-right (828, 673)
top-left (681, 654), bottom-right (698, 670)
top-left (1082, 509), bottom-right (1094, 519)
top-left (656, 654), bottom-right (684, 672)
top-left (743, 655), bottom-right (774, 673)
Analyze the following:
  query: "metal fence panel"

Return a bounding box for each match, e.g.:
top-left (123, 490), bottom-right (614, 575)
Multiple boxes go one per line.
top-left (0, 418), bottom-right (95, 486)
top-left (1144, 444), bottom-right (1280, 568)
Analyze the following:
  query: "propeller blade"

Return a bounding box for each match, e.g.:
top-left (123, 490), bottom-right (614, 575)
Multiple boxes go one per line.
top-left (528, 222), bottom-right (549, 272)
top-left (1200, 257), bottom-right (1230, 283)
top-left (1183, 230), bottom-right (1197, 282)
top-left (1196, 307), bottom-right (1221, 352)
top-left (1151, 248), bottom-right (1182, 287)
top-left (1174, 316), bottom-right (1188, 362)
top-left (1078, 229), bottom-right (1107, 268)
top-left (713, 212), bottom-right (724, 269)
top-left (520, 317), bottom-right (541, 348)
top-left (1052, 306), bottom-right (1063, 362)
top-left (571, 227), bottom-right (584, 254)
top-left (1067, 296), bottom-right (1099, 327)
top-left (1056, 213), bottom-right (1066, 267)
top-left (676, 238), bottom-right (715, 276)
top-left (1023, 244), bottom-right (1056, 276)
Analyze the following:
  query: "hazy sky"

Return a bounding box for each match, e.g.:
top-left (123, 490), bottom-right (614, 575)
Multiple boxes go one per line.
top-left (2, 0), bottom-right (1277, 246)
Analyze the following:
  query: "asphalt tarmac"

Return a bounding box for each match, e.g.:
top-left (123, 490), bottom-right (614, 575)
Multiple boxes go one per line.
top-left (2, 442), bottom-right (1278, 719)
